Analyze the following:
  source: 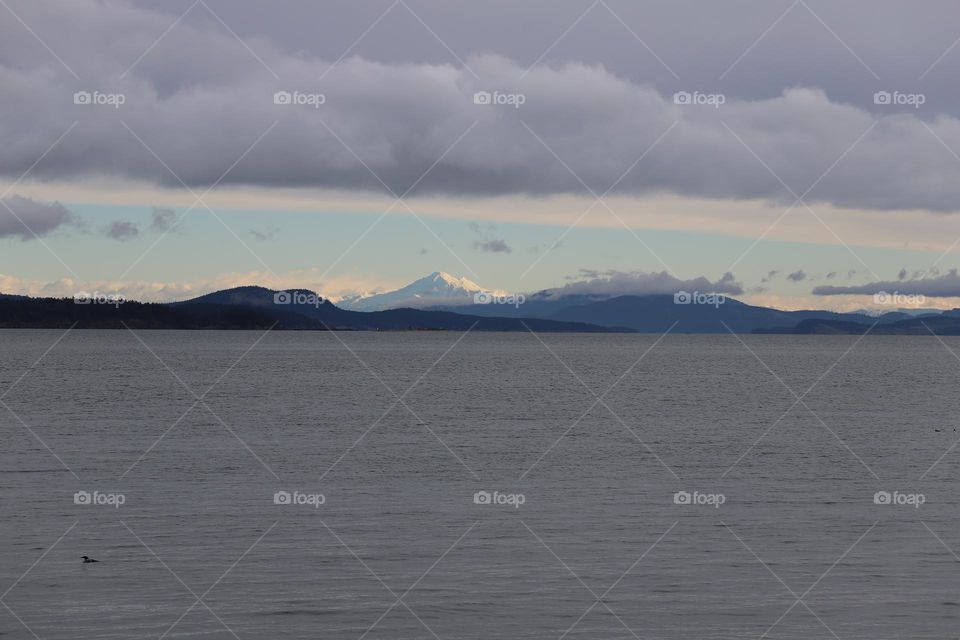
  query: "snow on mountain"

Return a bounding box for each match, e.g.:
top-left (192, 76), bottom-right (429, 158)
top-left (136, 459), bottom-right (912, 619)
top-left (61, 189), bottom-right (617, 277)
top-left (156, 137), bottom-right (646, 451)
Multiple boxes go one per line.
top-left (336, 272), bottom-right (504, 311)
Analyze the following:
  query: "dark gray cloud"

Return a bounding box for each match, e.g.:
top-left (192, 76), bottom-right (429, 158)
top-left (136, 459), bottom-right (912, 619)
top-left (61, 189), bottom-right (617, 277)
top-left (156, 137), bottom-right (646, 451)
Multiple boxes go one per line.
top-left (813, 270), bottom-right (960, 297)
top-left (542, 270), bottom-right (743, 298)
top-left (787, 270), bottom-right (807, 282)
top-left (3, 1), bottom-right (960, 213)
top-left (0, 196), bottom-right (74, 240)
top-left (825, 271), bottom-right (837, 279)
top-left (761, 269), bottom-right (780, 283)
top-left (127, 0), bottom-right (960, 117)
top-left (105, 220), bottom-right (139, 240)
top-left (898, 267), bottom-right (908, 280)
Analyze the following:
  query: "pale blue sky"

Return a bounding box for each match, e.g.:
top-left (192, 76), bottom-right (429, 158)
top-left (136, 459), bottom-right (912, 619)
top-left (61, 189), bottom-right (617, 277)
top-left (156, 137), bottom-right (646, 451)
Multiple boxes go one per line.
top-left (3, 200), bottom-right (941, 308)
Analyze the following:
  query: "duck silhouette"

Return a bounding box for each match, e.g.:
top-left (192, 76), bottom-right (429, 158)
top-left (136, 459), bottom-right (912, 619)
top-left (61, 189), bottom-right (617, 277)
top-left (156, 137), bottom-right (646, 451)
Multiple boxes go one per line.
top-left (81, 556), bottom-right (99, 563)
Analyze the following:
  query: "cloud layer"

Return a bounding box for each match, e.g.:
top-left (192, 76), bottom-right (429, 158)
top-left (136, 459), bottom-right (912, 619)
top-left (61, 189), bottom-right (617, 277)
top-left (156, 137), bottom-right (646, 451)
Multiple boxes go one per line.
top-left (3, 0), bottom-right (960, 215)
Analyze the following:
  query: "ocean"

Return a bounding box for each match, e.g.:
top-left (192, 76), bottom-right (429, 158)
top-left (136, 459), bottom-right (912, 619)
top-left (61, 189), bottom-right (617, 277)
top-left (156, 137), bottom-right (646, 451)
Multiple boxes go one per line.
top-left (1, 330), bottom-right (959, 639)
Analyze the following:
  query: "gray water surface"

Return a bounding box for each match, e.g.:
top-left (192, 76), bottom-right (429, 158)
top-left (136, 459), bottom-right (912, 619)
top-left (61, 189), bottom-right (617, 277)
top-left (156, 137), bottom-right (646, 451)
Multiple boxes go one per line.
top-left (2, 330), bottom-right (959, 639)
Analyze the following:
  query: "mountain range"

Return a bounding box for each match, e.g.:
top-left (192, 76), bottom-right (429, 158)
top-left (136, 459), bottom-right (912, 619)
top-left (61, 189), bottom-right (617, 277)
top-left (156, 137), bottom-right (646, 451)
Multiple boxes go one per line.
top-left (330, 272), bottom-right (952, 333)
top-left (432, 292), bottom-right (928, 333)
top-left (0, 272), bottom-right (957, 333)
top-left (0, 286), bottom-right (612, 332)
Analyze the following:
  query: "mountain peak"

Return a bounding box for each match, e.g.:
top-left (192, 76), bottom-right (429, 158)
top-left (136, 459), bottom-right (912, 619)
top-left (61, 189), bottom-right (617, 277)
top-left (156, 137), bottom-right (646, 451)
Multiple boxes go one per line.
top-left (425, 271), bottom-right (483, 291)
top-left (338, 272), bottom-right (493, 311)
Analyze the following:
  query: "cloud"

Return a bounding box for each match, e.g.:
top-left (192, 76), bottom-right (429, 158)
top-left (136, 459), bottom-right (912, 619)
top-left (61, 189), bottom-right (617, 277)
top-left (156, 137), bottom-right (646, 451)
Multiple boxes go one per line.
top-left (468, 222), bottom-right (512, 253)
top-left (813, 270), bottom-right (960, 297)
top-left (473, 238), bottom-right (511, 253)
top-left (150, 207), bottom-right (178, 232)
top-left (539, 270), bottom-right (743, 298)
top-left (117, 1), bottom-right (960, 121)
top-left (5, 1), bottom-right (960, 214)
top-left (898, 267), bottom-right (908, 280)
top-left (787, 270), bottom-right (807, 282)
top-left (104, 209), bottom-right (181, 239)
top-left (249, 227), bottom-right (278, 241)
top-left (105, 220), bottom-right (139, 240)
top-left (825, 271), bottom-right (837, 279)
top-left (0, 196), bottom-right (74, 240)
top-left (761, 269), bottom-right (780, 283)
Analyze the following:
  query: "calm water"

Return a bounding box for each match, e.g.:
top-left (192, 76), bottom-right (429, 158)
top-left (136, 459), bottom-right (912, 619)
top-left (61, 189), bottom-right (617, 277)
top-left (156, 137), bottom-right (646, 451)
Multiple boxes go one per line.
top-left (2, 330), bottom-right (960, 639)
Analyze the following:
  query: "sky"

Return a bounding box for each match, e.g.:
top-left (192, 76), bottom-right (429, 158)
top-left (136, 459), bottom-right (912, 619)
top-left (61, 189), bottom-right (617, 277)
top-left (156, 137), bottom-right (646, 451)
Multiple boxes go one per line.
top-left (3, 0), bottom-right (960, 310)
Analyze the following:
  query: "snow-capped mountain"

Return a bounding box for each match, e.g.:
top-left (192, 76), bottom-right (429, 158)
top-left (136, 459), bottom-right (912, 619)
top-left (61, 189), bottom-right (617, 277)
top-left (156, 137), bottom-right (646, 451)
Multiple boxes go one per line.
top-left (337, 272), bottom-right (504, 311)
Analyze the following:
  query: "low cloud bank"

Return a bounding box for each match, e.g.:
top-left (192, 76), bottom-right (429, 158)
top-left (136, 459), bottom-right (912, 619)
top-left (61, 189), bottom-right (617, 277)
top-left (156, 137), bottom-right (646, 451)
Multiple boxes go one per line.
top-left (813, 270), bottom-right (960, 297)
top-left (540, 270), bottom-right (742, 298)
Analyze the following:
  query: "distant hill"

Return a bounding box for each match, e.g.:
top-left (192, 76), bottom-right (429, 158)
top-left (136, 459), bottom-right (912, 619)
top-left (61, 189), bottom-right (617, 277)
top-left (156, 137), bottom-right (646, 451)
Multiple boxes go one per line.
top-left (1, 286), bottom-right (949, 334)
top-left (762, 314), bottom-right (960, 335)
top-left (177, 286), bottom-right (613, 332)
top-left (551, 295), bottom-right (904, 333)
top-left (0, 287), bottom-right (618, 332)
top-left (435, 293), bottom-right (920, 333)
top-left (0, 297), bottom-right (315, 330)
top-left (369, 272), bottom-right (948, 333)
